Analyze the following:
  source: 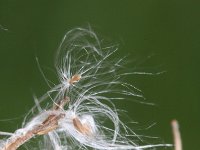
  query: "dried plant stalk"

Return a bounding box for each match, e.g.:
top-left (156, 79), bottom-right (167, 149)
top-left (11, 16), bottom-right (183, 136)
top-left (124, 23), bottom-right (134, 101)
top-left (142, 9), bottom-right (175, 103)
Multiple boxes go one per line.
top-left (2, 99), bottom-right (68, 150)
top-left (171, 120), bottom-right (182, 150)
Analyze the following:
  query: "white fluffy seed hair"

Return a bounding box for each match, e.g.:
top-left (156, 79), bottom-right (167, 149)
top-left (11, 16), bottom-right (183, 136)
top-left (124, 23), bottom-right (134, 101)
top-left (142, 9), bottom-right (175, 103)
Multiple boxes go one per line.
top-left (0, 27), bottom-right (171, 150)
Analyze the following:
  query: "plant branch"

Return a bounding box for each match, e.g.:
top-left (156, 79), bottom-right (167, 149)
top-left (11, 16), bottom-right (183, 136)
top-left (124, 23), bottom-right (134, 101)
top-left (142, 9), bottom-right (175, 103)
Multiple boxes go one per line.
top-left (2, 98), bottom-right (69, 150)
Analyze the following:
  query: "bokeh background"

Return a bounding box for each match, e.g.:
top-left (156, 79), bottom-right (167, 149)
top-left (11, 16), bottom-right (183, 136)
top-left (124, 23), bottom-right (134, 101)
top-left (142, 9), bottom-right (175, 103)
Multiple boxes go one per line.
top-left (0, 0), bottom-right (199, 149)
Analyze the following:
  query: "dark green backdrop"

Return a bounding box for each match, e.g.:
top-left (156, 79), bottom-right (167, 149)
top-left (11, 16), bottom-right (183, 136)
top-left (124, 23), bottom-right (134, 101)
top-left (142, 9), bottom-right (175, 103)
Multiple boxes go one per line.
top-left (0, 0), bottom-right (199, 149)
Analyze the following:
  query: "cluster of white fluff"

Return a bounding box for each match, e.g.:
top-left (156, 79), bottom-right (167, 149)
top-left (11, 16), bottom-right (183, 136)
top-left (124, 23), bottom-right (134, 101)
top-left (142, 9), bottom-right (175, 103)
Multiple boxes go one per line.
top-left (0, 27), bottom-right (171, 150)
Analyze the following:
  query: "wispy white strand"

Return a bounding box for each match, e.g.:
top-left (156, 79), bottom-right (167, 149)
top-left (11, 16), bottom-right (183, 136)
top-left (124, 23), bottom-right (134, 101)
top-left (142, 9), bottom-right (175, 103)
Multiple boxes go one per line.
top-left (0, 132), bottom-right (13, 136)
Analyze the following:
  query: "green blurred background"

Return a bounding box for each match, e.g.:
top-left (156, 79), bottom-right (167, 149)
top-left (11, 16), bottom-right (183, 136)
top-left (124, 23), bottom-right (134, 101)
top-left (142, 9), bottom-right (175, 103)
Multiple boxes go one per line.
top-left (0, 0), bottom-right (199, 149)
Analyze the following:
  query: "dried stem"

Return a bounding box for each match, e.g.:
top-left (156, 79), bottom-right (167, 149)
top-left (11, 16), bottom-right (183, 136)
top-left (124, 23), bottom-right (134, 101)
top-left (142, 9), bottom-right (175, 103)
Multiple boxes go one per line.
top-left (2, 98), bottom-right (69, 150)
top-left (171, 120), bottom-right (182, 150)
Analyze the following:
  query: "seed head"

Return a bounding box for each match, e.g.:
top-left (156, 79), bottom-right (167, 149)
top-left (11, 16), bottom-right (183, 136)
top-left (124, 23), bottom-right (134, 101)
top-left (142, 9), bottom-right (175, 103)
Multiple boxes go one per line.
top-left (0, 27), bottom-right (171, 150)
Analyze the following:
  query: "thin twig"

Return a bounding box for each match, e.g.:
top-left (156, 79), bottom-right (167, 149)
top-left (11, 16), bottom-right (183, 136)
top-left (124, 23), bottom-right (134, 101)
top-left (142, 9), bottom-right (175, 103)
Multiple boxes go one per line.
top-left (171, 120), bottom-right (182, 150)
top-left (2, 98), bottom-right (69, 150)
